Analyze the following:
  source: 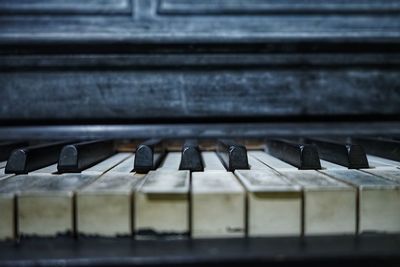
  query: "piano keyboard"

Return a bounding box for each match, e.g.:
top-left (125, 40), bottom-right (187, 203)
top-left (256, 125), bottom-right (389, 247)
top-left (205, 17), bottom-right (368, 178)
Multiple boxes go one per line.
top-left (0, 138), bottom-right (399, 241)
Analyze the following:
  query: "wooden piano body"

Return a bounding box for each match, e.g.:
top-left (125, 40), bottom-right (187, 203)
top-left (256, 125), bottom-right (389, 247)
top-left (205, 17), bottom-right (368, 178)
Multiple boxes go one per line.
top-left (0, 0), bottom-right (400, 266)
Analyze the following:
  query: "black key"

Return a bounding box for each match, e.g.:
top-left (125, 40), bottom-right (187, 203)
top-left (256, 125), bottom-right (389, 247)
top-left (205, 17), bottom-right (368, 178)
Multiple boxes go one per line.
top-left (217, 140), bottom-right (249, 171)
top-left (58, 140), bottom-right (115, 173)
top-left (5, 141), bottom-right (71, 174)
top-left (179, 139), bottom-right (203, 172)
top-left (265, 139), bottom-right (321, 170)
top-left (134, 139), bottom-right (166, 173)
top-left (0, 141), bottom-right (29, 161)
top-left (352, 137), bottom-right (400, 162)
top-left (307, 138), bottom-right (369, 169)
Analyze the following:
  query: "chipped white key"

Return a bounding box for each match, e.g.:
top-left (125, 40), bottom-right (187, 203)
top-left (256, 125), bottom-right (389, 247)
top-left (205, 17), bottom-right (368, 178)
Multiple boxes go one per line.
top-left (281, 170), bottom-right (356, 235)
top-left (82, 153), bottom-right (132, 174)
top-left (322, 169), bottom-right (400, 234)
top-left (135, 170), bottom-right (189, 236)
top-left (108, 155), bottom-right (135, 173)
top-left (77, 173), bottom-right (144, 236)
top-left (249, 151), bottom-right (296, 170)
top-left (158, 152), bottom-right (181, 170)
top-left (18, 173), bottom-right (99, 237)
top-left (0, 174), bottom-right (43, 240)
top-left (192, 171), bottom-right (245, 238)
top-left (202, 152), bottom-right (225, 171)
top-left (235, 169), bottom-right (301, 237)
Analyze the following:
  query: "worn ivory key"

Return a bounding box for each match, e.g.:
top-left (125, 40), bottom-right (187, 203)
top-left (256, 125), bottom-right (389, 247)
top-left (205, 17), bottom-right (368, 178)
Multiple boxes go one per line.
top-left (248, 151), bottom-right (297, 171)
top-left (362, 168), bottom-right (400, 183)
top-left (367, 155), bottom-right (400, 169)
top-left (0, 167), bottom-right (14, 181)
top-left (0, 174), bottom-right (43, 240)
top-left (82, 153), bottom-right (132, 175)
top-left (201, 152), bottom-right (226, 171)
top-left (191, 171), bottom-right (245, 238)
top-left (135, 170), bottom-right (190, 236)
top-left (158, 152), bottom-right (181, 170)
top-left (281, 170), bottom-right (357, 235)
top-left (29, 164), bottom-right (58, 174)
top-left (107, 154), bottom-right (135, 173)
top-left (322, 169), bottom-right (400, 233)
top-left (77, 173), bottom-right (144, 236)
top-left (235, 169), bottom-right (301, 237)
top-left (17, 173), bottom-right (100, 237)
top-left (248, 155), bottom-right (272, 170)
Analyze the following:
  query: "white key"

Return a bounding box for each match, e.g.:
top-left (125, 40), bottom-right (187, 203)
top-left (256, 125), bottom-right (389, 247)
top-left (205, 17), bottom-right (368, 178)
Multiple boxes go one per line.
top-left (235, 169), bottom-right (301, 237)
top-left (135, 170), bottom-right (189, 236)
top-left (0, 168), bottom-right (14, 180)
top-left (367, 155), bottom-right (400, 168)
top-left (82, 153), bottom-right (132, 174)
top-left (18, 173), bottom-right (99, 237)
top-left (77, 173), bottom-right (144, 236)
top-left (0, 174), bottom-right (49, 240)
top-left (0, 173), bottom-right (13, 181)
top-left (322, 169), bottom-right (400, 233)
top-left (30, 164), bottom-right (58, 174)
top-left (362, 168), bottom-right (400, 183)
top-left (107, 155), bottom-right (135, 173)
top-left (0, 161), bottom-right (7, 168)
top-left (320, 160), bottom-right (347, 170)
top-left (249, 151), bottom-right (296, 170)
top-left (0, 192), bottom-right (13, 240)
top-left (191, 171), bottom-right (245, 238)
top-left (281, 170), bottom-right (356, 235)
top-left (248, 156), bottom-right (271, 170)
top-left (158, 152), bottom-right (181, 170)
top-left (202, 152), bottom-right (225, 171)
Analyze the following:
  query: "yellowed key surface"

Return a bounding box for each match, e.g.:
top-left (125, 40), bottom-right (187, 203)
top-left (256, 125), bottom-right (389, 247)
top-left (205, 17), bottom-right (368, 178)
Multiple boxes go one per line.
top-left (158, 152), bottom-right (181, 170)
top-left (191, 171), bottom-right (245, 238)
top-left (249, 151), bottom-right (296, 171)
top-left (135, 170), bottom-right (190, 236)
top-left (281, 170), bottom-right (356, 235)
top-left (322, 169), bottom-right (400, 233)
top-left (82, 153), bottom-right (132, 174)
top-left (235, 169), bottom-right (301, 237)
top-left (201, 152), bottom-right (226, 171)
top-left (0, 174), bottom-right (44, 240)
top-left (77, 173), bottom-right (144, 236)
top-left (18, 174), bottom-right (99, 237)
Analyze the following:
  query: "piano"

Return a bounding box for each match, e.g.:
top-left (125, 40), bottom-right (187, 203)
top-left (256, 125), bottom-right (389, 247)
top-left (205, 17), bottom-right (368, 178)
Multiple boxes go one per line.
top-left (0, 0), bottom-right (400, 266)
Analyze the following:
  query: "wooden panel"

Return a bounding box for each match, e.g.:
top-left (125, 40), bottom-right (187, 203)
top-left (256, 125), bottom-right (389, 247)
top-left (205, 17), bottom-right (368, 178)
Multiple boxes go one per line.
top-left (1, 69), bottom-right (399, 121)
top-left (159, 0), bottom-right (400, 15)
top-left (0, 0), bottom-right (131, 15)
